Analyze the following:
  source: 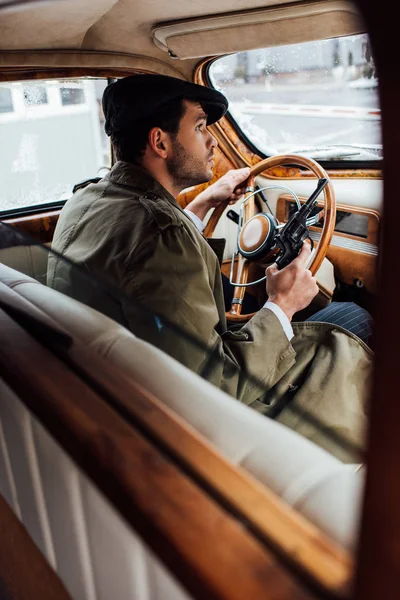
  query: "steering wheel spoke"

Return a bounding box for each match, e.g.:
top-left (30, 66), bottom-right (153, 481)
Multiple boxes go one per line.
top-left (228, 254), bottom-right (250, 318)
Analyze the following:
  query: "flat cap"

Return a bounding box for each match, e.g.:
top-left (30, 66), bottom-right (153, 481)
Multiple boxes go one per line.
top-left (102, 73), bottom-right (228, 136)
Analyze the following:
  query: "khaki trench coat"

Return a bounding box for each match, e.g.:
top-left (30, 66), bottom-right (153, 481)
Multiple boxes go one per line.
top-left (48, 162), bottom-right (373, 461)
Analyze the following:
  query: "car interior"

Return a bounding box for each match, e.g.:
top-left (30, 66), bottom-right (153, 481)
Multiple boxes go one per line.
top-left (0, 0), bottom-right (398, 598)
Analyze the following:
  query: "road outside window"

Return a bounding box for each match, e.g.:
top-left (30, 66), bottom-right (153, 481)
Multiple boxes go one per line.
top-left (0, 78), bottom-right (111, 212)
top-left (209, 34), bottom-right (381, 162)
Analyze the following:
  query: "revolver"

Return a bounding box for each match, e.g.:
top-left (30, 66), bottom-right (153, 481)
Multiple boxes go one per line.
top-left (274, 178), bottom-right (328, 270)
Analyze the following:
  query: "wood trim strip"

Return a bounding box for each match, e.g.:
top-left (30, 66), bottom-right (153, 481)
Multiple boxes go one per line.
top-left (0, 303), bottom-right (318, 600)
top-left (276, 194), bottom-right (380, 246)
top-left (2, 210), bottom-right (61, 243)
top-left (0, 284), bottom-right (352, 597)
top-left (0, 493), bottom-right (72, 600)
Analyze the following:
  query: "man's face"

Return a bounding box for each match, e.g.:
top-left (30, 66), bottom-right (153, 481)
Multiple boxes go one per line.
top-left (166, 100), bottom-right (218, 189)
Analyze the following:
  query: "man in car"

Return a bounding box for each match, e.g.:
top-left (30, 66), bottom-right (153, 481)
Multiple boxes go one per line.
top-left (48, 74), bottom-right (373, 459)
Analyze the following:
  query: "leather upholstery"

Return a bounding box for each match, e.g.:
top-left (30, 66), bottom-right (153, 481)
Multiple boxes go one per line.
top-left (0, 244), bottom-right (48, 285)
top-left (0, 262), bottom-right (364, 554)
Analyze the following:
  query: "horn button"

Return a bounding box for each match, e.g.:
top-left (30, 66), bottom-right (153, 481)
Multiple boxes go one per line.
top-left (238, 213), bottom-right (278, 261)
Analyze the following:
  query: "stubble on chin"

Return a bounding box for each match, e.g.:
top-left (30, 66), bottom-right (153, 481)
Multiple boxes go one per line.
top-left (205, 167), bottom-right (214, 182)
top-left (168, 137), bottom-right (215, 188)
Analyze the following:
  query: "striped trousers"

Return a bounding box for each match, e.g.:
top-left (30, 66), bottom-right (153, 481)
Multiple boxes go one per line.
top-left (306, 302), bottom-right (373, 346)
top-left (222, 275), bottom-right (373, 346)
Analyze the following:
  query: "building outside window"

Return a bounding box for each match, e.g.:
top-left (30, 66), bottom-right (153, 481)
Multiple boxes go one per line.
top-left (60, 87), bottom-right (85, 106)
top-left (23, 86), bottom-right (48, 106)
top-left (0, 87), bottom-right (13, 113)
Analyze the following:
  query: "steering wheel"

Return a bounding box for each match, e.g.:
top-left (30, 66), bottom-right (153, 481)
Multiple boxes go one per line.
top-left (203, 155), bottom-right (336, 323)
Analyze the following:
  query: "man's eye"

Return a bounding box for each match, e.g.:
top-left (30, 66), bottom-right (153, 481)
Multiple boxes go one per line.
top-left (196, 124), bottom-right (204, 131)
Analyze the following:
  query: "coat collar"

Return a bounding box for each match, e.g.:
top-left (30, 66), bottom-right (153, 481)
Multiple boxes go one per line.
top-left (106, 161), bottom-right (181, 209)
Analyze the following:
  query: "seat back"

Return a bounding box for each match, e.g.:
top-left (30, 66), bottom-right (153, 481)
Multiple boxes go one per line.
top-left (0, 263), bottom-right (364, 553)
top-left (0, 243), bottom-right (48, 284)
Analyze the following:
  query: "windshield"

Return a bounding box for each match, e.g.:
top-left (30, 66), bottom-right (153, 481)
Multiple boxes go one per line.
top-left (0, 219), bottom-right (366, 464)
top-left (209, 33), bottom-right (382, 161)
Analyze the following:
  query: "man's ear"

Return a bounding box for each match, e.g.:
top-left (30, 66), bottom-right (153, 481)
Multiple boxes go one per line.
top-left (148, 127), bottom-right (169, 159)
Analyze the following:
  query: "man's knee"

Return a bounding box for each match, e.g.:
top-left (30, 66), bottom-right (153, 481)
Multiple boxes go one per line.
top-left (307, 301), bottom-right (373, 345)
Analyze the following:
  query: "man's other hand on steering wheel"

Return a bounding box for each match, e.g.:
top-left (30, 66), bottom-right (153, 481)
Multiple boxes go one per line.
top-left (185, 167), bottom-right (251, 221)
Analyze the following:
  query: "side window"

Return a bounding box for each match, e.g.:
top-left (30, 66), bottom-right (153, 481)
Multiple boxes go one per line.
top-left (209, 34), bottom-right (381, 163)
top-left (0, 78), bottom-right (110, 213)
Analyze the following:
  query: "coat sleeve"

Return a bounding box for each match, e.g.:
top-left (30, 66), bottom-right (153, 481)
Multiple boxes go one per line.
top-left (120, 222), bottom-right (296, 404)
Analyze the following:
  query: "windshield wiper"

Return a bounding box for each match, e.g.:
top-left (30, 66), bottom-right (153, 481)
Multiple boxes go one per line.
top-left (288, 144), bottom-right (383, 161)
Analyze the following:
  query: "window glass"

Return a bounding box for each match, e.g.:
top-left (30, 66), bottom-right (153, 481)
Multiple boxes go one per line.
top-left (209, 34), bottom-right (381, 162)
top-left (0, 87), bottom-right (13, 113)
top-left (60, 86), bottom-right (85, 106)
top-left (24, 86), bottom-right (48, 106)
top-left (0, 78), bottom-right (110, 212)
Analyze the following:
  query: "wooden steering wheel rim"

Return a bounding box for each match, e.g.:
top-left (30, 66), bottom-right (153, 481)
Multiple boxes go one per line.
top-left (204, 154), bottom-right (336, 323)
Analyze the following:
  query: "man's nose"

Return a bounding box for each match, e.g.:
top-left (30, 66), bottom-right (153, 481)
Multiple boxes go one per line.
top-left (207, 129), bottom-right (218, 148)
